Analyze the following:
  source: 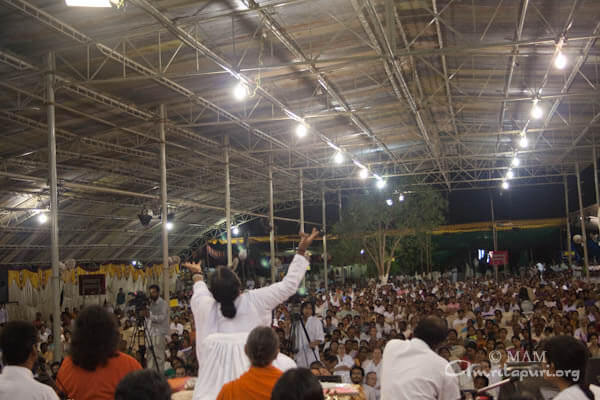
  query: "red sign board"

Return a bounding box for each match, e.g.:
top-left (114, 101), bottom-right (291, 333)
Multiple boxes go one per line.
top-left (490, 251), bottom-right (508, 265)
top-left (79, 274), bottom-right (106, 296)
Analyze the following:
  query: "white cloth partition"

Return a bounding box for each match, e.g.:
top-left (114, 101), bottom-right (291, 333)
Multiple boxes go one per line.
top-left (6, 273), bottom-right (177, 322)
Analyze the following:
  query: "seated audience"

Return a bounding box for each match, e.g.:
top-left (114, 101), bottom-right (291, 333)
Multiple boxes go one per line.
top-left (0, 321), bottom-right (59, 399)
top-left (56, 305), bottom-right (142, 400)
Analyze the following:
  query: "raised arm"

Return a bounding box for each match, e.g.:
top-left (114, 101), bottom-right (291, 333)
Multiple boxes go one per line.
top-left (181, 261), bottom-right (211, 304)
top-left (250, 228), bottom-right (319, 312)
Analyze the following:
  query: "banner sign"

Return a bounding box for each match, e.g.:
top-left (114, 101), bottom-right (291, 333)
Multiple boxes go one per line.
top-left (489, 251), bottom-right (508, 265)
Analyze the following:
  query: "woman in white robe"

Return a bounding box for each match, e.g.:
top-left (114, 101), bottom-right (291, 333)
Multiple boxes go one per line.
top-left (182, 229), bottom-right (319, 400)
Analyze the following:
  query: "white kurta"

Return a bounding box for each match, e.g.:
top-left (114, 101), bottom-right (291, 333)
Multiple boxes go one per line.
top-left (190, 254), bottom-right (308, 400)
top-left (294, 315), bottom-right (325, 368)
top-left (380, 338), bottom-right (460, 400)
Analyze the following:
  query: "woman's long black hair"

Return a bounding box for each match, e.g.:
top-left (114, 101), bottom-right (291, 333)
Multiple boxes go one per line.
top-left (209, 266), bottom-right (241, 319)
top-left (543, 335), bottom-right (593, 399)
top-left (70, 305), bottom-right (120, 371)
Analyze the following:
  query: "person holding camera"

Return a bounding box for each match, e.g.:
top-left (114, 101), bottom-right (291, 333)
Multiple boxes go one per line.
top-left (147, 284), bottom-right (169, 373)
top-left (294, 301), bottom-right (325, 368)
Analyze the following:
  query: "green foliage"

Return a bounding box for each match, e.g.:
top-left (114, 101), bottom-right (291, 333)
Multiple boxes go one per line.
top-left (331, 188), bottom-right (447, 280)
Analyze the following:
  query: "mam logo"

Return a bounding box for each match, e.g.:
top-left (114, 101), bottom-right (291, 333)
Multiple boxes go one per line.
top-left (491, 350), bottom-right (546, 364)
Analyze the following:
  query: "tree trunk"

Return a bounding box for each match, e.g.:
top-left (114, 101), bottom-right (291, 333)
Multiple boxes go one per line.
top-left (379, 274), bottom-right (389, 284)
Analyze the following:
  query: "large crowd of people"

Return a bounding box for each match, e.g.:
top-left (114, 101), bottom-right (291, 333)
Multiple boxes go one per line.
top-left (0, 231), bottom-right (599, 400)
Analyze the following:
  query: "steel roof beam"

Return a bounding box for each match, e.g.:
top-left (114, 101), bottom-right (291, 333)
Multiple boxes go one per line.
top-left (355, 0), bottom-right (449, 187)
top-left (240, 0), bottom-right (399, 163)
top-left (0, 0), bottom-right (311, 176)
top-left (498, 0), bottom-right (529, 130)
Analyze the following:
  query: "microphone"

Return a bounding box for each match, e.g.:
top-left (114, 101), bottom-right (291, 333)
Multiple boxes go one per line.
top-left (476, 376), bottom-right (519, 394)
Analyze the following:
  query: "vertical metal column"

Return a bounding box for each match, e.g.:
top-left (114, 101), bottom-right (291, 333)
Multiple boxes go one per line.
top-left (47, 52), bottom-right (62, 362)
top-left (338, 190), bottom-right (343, 222)
top-left (322, 188), bottom-right (328, 292)
top-left (159, 104), bottom-right (169, 302)
top-left (490, 194), bottom-right (498, 280)
top-left (299, 170), bottom-right (304, 233)
top-left (594, 146), bottom-right (599, 208)
top-left (269, 163), bottom-right (276, 282)
top-left (564, 175), bottom-right (572, 266)
top-left (299, 170), bottom-right (305, 289)
top-left (576, 163), bottom-right (590, 278)
top-left (225, 135), bottom-right (232, 267)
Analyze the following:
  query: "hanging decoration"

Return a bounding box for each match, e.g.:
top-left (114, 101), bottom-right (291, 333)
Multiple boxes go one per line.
top-left (7, 262), bottom-right (181, 290)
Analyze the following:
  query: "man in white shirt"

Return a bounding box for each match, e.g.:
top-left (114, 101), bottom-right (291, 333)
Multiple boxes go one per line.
top-left (170, 316), bottom-right (184, 336)
top-left (365, 371), bottom-right (380, 400)
top-left (381, 316), bottom-right (460, 400)
top-left (334, 345), bottom-right (354, 383)
top-left (0, 321), bottom-right (59, 399)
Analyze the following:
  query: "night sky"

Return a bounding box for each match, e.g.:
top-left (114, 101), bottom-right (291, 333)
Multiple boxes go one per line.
top-left (249, 164), bottom-right (598, 237)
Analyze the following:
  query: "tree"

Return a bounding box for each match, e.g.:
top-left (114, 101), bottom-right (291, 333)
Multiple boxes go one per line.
top-left (331, 188), bottom-right (447, 282)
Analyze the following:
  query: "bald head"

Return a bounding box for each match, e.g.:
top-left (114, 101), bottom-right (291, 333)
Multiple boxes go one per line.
top-left (413, 316), bottom-right (448, 349)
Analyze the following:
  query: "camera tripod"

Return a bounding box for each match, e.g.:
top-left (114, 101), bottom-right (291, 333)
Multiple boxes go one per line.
top-left (291, 314), bottom-right (318, 366)
top-left (127, 313), bottom-right (160, 371)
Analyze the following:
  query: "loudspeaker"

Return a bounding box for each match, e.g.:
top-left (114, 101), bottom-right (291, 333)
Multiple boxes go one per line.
top-left (0, 267), bottom-right (8, 303)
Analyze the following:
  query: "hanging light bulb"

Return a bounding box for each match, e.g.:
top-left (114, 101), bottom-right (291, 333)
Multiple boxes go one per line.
top-left (554, 51), bottom-right (567, 69)
top-left (502, 181), bottom-right (510, 190)
top-left (519, 135), bottom-right (529, 148)
top-left (511, 157), bottom-right (520, 167)
top-left (398, 194), bottom-right (405, 202)
top-left (376, 179), bottom-right (386, 189)
top-left (232, 226), bottom-right (240, 235)
top-left (334, 152), bottom-right (344, 164)
top-left (360, 249), bottom-right (365, 255)
top-left (166, 222), bottom-right (174, 231)
top-left (530, 103), bottom-right (543, 119)
top-left (507, 169), bottom-right (514, 179)
top-left (295, 123), bottom-right (307, 138)
top-left (359, 168), bottom-right (369, 179)
top-left (386, 199), bottom-right (393, 206)
top-left (233, 82), bottom-right (248, 100)
top-left (37, 213), bottom-right (48, 224)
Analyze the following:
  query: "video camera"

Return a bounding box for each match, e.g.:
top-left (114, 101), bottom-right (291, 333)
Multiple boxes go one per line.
top-left (128, 291), bottom-right (150, 313)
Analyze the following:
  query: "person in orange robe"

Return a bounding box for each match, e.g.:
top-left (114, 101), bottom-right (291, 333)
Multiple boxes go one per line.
top-left (216, 326), bottom-right (283, 400)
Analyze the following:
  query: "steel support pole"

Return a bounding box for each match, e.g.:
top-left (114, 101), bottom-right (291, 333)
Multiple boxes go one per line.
top-left (159, 104), bottom-right (169, 302)
top-left (322, 189), bottom-right (328, 292)
top-left (225, 135), bottom-right (232, 267)
top-left (299, 170), bottom-right (305, 289)
top-left (594, 146), bottom-right (599, 209)
top-left (490, 194), bottom-right (498, 281)
top-left (564, 175), bottom-right (572, 266)
top-left (269, 164), bottom-right (276, 282)
top-left (46, 52), bottom-right (62, 362)
top-left (299, 170), bottom-right (304, 233)
top-left (576, 163), bottom-right (590, 278)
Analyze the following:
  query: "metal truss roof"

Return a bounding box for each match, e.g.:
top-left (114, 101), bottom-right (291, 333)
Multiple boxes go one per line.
top-left (0, 0), bottom-right (599, 265)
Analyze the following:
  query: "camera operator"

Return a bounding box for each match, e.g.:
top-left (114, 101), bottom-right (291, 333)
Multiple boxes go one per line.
top-left (294, 302), bottom-right (325, 368)
top-left (147, 284), bottom-right (169, 373)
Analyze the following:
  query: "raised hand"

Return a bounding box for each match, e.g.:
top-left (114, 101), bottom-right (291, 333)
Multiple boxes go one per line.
top-left (182, 261), bottom-right (202, 274)
top-left (297, 227), bottom-right (320, 255)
